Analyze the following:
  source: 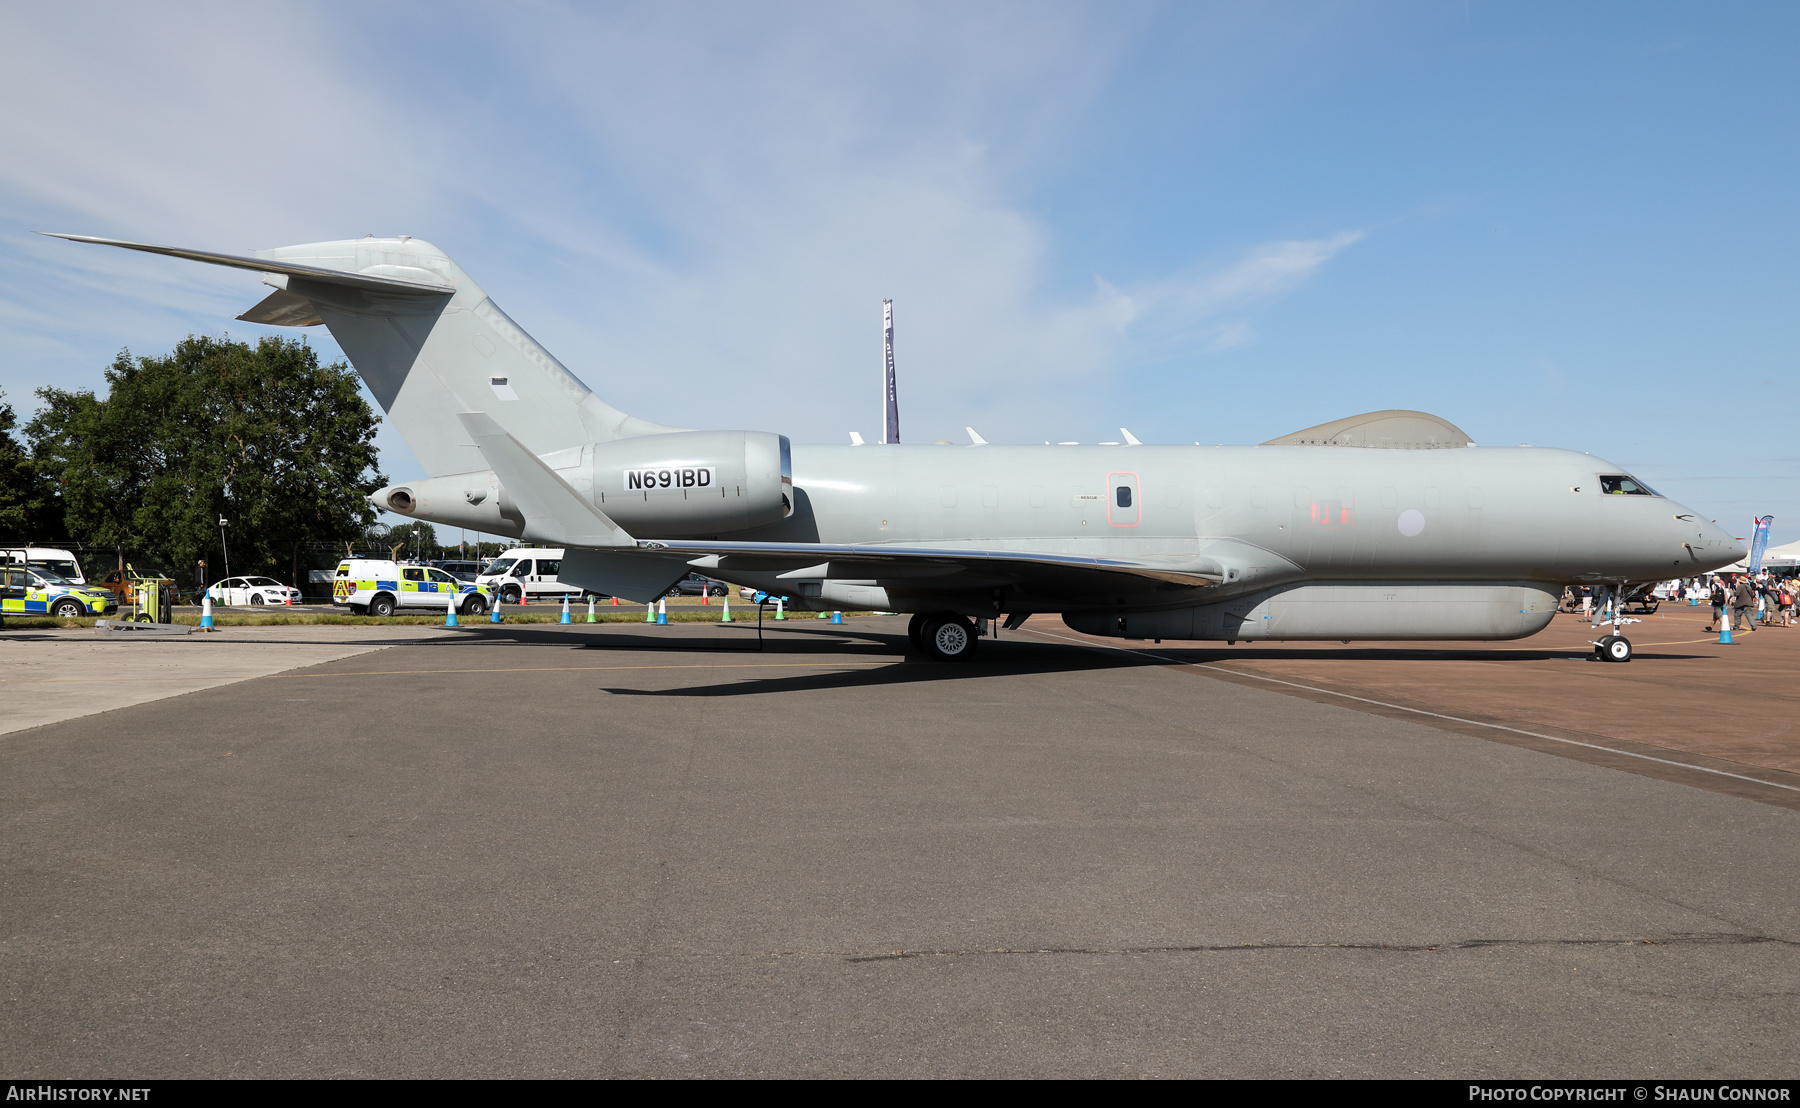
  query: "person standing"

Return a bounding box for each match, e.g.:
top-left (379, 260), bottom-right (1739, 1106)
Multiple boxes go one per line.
top-left (1731, 574), bottom-right (1757, 633)
top-left (1706, 576), bottom-right (1728, 633)
top-left (194, 557), bottom-right (208, 606)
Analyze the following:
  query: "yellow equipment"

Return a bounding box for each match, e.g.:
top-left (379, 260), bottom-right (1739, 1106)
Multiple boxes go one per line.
top-left (130, 576), bottom-right (175, 623)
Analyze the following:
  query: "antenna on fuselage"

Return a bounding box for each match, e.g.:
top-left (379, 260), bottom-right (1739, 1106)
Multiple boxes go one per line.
top-left (881, 299), bottom-right (900, 444)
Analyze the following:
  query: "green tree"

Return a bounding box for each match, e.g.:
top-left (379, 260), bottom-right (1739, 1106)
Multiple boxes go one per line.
top-left (27, 335), bottom-right (386, 588)
top-left (384, 520), bottom-right (440, 561)
top-left (0, 387), bottom-right (58, 538)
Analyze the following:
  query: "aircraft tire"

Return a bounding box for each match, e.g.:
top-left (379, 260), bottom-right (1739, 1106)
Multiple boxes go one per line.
top-left (1603, 635), bottom-right (1632, 663)
top-left (924, 614), bottom-right (977, 663)
top-left (907, 613), bottom-right (930, 652)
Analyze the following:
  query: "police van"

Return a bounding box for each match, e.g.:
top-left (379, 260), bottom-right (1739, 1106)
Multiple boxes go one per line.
top-left (332, 558), bottom-right (491, 617)
top-left (475, 548), bottom-right (586, 605)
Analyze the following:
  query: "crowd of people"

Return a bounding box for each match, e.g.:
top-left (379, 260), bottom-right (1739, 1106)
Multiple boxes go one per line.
top-left (1560, 573), bottom-right (1796, 631)
top-left (1694, 571), bottom-right (1795, 632)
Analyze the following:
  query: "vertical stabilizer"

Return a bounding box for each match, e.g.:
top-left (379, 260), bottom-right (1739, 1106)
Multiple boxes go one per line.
top-left (47, 233), bottom-right (686, 476)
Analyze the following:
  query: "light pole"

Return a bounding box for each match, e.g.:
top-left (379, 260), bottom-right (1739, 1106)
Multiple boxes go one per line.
top-left (219, 516), bottom-right (231, 582)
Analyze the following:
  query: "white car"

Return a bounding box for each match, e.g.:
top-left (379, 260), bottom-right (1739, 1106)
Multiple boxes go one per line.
top-left (206, 576), bottom-right (302, 607)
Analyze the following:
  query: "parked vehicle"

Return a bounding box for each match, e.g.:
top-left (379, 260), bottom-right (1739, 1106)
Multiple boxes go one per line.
top-left (96, 564), bottom-right (174, 605)
top-left (669, 572), bottom-right (729, 597)
top-left (475, 548), bottom-right (588, 604)
top-left (430, 559), bottom-right (484, 582)
top-left (205, 576), bottom-right (303, 606)
top-left (1, 546), bottom-right (88, 585)
top-left (332, 558), bottom-right (491, 616)
top-left (0, 565), bottom-right (117, 618)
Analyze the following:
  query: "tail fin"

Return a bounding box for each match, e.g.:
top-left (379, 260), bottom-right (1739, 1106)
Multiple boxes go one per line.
top-left (45, 233), bottom-right (684, 475)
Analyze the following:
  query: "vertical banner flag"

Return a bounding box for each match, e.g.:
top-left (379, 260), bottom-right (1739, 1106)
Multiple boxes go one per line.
top-left (882, 298), bottom-right (900, 445)
top-left (1748, 515), bottom-right (1773, 572)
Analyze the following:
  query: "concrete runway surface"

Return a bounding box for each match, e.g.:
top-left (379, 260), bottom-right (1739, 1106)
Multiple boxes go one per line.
top-left (2, 617), bottom-right (1795, 1078)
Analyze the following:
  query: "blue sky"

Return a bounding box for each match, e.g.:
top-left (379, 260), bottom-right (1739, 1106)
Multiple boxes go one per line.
top-left (2, 2), bottom-right (1794, 542)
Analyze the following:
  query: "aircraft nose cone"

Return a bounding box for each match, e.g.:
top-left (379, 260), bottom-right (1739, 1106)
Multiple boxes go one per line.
top-left (1705, 520), bottom-right (1747, 565)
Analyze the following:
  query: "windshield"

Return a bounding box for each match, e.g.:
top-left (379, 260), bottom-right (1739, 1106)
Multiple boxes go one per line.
top-left (29, 559), bottom-right (82, 579)
top-left (1599, 475), bottom-right (1658, 496)
top-left (32, 569), bottom-right (72, 586)
top-left (481, 559), bottom-right (516, 576)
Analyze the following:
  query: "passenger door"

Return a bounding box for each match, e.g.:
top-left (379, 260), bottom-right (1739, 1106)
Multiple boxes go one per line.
top-left (401, 566), bottom-right (429, 607)
top-left (532, 558), bottom-right (567, 599)
top-left (427, 568), bottom-right (463, 605)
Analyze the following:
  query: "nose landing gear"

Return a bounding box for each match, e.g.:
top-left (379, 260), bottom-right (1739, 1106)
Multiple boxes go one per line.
top-left (1587, 582), bottom-right (1640, 662)
top-left (1592, 634), bottom-right (1633, 663)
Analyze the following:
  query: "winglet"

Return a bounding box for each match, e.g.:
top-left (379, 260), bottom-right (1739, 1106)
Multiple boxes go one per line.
top-left (1120, 427), bottom-right (1142, 446)
top-left (456, 412), bottom-right (633, 547)
top-left (966, 426), bottom-right (988, 445)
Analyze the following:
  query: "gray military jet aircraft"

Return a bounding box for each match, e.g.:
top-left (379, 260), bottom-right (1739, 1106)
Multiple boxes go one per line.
top-left (51, 233), bottom-right (1745, 662)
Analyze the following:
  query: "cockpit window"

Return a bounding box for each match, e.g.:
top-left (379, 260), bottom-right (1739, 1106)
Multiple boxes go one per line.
top-left (1599, 475), bottom-right (1657, 496)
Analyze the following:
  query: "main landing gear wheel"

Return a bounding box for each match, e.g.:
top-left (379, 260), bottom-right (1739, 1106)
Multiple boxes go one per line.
top-left (907, 613), bottom-right (930, 652)
top-left (1594, 635), bottom-right (1633, 663)
top-left (923, 614), bottom-right (978, 663)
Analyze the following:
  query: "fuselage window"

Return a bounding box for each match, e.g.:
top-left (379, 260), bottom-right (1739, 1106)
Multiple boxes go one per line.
top-left (1116, 486), bottom-right (1132, 508)
top-left (1599, 475), bottom-right (1657, 496)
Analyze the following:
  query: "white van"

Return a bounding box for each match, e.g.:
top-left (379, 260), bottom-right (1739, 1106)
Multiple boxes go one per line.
top-left (476, 548), bottom-right (586, 605)
top-left (2, 546), bottom-right (87, 585)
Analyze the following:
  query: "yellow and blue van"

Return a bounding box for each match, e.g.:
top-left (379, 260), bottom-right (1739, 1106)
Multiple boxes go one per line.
top-left (0, 564), bottom-right (119, 619)
top-left (331, 559), bottom-right (491, 617)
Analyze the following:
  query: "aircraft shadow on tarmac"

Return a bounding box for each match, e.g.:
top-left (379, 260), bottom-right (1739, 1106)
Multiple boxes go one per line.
top-left (436, 622), bottom-right (1713, 666)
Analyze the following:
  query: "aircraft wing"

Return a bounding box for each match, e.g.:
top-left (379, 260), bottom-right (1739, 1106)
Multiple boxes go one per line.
top-left (635, 538), bottom-right (1292, 603)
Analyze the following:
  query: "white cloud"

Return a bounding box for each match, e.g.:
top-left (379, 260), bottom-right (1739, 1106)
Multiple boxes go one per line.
top-left (0, 2), bottom-right (1366, 470)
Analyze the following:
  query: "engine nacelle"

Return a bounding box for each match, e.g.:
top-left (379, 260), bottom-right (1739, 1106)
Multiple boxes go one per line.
top-left (373, 430), bottom-right (792, 540)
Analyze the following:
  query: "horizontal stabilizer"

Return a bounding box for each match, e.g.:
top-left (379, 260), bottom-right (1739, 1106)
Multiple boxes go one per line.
top-left (559, 549), bottom-right (693, 604)
top-left (237, 288), bottom-right (324, 327)
top-left (456, 412), bottom-right (632, 547)
top-left (41, 233), bottom-right (455, 295)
